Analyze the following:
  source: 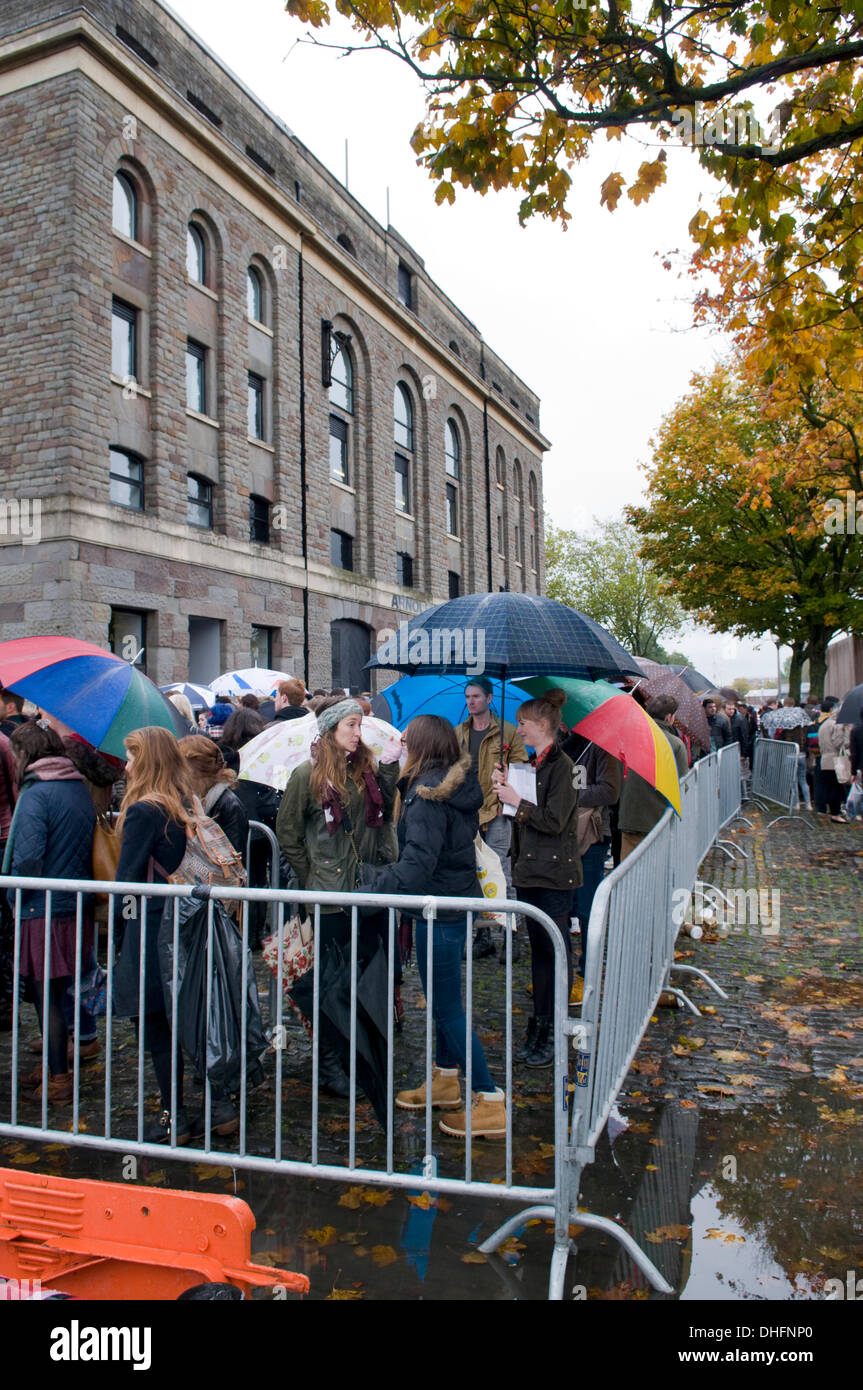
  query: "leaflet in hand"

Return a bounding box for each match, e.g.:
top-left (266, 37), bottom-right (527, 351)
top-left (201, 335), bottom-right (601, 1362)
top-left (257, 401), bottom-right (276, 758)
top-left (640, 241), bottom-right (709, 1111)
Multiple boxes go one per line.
top-left (502, 764), bottom-right (538, 817)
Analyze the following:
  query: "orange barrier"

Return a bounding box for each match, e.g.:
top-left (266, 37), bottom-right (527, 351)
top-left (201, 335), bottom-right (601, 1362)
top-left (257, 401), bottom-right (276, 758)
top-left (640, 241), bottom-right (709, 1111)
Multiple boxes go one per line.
top-left (0, 1167), bottom-right (308, 1300)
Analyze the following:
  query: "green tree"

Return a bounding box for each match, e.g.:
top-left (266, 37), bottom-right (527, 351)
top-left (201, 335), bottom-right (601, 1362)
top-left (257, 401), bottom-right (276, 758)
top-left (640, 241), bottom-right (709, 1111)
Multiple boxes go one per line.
top-left (545, 516), bottom-right (685, 660)
top-left (627, 361), bottom-right (863, 700)
top-left (732, 677), bottom-right (751, 698)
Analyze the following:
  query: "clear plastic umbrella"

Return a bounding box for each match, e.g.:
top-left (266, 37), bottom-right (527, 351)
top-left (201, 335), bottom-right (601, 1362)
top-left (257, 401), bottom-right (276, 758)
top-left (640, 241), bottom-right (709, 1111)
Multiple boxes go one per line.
top-left (238, 713), bottom-right (403, 791)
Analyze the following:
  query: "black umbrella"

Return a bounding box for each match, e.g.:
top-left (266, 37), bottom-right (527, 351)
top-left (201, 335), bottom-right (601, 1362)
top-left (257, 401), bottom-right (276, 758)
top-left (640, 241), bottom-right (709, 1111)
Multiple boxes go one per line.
top-left (669, 665), bottom-right (716, 697)
top-left (291, 941), bottom-right (389, 1127)
top-left (367, 590), bottom-right (641, 763)
top-left (836, 683), bottom-right (863, 726)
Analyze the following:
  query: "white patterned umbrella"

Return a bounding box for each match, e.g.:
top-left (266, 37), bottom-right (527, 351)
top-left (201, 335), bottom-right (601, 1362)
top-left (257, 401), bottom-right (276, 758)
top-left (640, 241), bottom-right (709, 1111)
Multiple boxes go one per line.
top-left (238, 713), bottom-right (404, 791)
top-left (213, 668), bottom-right (293, 698)
top-left (761, 706), bottom-right (812, 731)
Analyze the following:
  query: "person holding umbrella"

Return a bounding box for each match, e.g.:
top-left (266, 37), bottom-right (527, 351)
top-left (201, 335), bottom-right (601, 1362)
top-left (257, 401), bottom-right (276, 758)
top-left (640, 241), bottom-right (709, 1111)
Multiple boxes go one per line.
top-left (492, 689), bottom-right (580, 1069)
top-left (276, 698), bottom-right (401, 1099)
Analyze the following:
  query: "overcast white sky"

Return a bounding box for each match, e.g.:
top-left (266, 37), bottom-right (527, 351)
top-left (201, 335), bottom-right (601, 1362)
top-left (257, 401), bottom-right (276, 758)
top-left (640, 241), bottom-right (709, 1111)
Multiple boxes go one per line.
top-left (165, 0), bottom-right (790, 685)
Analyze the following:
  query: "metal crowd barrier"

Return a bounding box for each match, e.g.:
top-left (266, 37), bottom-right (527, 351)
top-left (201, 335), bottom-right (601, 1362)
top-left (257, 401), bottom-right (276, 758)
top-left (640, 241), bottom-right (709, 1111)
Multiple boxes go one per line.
top-left (748, 735), bottom-right (805, 828)
top-left (715, 744), bottom-right (752, 860)
top-left (1, 877), bottom-right (574, 1293)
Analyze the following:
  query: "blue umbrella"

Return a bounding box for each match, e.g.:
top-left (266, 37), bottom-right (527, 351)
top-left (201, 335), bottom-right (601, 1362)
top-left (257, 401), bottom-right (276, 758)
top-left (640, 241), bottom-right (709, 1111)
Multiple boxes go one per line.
top-left (367, 591), bottom-right (640, 761)
top-left (371, 672), bottom-right (528, 730)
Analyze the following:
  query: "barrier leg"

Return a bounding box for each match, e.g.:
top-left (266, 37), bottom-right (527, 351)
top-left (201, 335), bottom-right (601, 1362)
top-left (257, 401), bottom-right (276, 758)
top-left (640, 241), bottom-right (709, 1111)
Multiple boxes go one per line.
top-left (478, 1203), bottom-right (556, 1255)
top-left (714, 838), bottom-right (748, 861)
top-left (670, 962), bottom-right (729, 1000)
top-left (662, 985), bottom-right (702, 1016)
top-left (548, 1237), bottom-right (573, 1300)
top-left (560, 1210), bottom-right (674, 1294)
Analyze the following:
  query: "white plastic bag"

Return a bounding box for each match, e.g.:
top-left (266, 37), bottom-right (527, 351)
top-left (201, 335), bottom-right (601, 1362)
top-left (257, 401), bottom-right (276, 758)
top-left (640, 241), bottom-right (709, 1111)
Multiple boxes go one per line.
top-left (475, 833), bottom-right (507, 926)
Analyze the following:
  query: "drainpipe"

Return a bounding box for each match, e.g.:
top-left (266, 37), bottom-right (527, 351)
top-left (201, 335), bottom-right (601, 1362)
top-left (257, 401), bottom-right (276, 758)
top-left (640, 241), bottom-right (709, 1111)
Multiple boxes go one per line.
top-left (481, 347), bottom-right (493, 591)
top-left (298, 243), bottom-right (310, 686)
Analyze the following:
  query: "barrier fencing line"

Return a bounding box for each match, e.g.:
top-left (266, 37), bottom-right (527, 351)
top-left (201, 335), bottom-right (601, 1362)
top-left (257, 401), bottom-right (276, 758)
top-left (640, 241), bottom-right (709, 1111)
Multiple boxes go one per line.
top-left (748, 736), bottom-right (813, 831)
top-left (2, 742), bottom-right (742, 1301)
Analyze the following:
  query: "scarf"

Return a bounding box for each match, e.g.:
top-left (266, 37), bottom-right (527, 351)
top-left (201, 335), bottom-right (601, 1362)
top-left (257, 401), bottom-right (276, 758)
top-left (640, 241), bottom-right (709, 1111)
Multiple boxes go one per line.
top-left (322, 768), bottom-right (385, 837)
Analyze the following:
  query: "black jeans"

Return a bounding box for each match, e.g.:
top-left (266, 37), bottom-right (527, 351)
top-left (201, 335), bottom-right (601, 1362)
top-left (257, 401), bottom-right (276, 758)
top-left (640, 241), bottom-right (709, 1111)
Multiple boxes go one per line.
top-left (517, 885), bottom-right (573, 1018)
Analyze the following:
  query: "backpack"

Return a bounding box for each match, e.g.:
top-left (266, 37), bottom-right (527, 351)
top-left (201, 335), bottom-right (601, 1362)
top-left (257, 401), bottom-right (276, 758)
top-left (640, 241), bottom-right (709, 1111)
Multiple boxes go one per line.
top-left (168, 796), bottom-right (247, 915)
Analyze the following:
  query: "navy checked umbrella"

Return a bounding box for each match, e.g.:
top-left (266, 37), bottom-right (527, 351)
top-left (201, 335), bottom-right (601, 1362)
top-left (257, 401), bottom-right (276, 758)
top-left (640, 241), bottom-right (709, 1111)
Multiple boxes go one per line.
top-left (366, 591), bottom-right (640, 761)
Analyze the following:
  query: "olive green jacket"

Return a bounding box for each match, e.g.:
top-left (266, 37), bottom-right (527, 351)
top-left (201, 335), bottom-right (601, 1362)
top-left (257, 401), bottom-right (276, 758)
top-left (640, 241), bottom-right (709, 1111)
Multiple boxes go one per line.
top-left (510, 742), bottom-right (582, 891)
top-left (276, 759), bottom-right (399, 908)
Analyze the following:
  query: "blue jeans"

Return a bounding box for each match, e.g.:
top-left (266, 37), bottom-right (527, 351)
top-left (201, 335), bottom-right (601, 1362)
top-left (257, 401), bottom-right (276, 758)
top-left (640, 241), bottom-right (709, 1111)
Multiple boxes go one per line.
top-left (415, 919), bottom-right (494, 1092)
top-left (571, 837), bottom-right (609, 976)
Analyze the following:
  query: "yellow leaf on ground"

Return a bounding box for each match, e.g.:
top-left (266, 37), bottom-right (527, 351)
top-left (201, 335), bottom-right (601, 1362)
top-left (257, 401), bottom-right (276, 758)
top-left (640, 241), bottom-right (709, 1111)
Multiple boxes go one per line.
top-left (679, 1100), bottom-right (697, 1110)
top-left (462, 1250), bottom-right (487, 1264)
top-left (305, 1226), bottom-right (339, 1246)
top-left (327, 1287), bottom-right (364, 1300)
top-left (646, 1224), bottom-right (690, 1243)
top-left (705, 1228), bottom-right (745, 1244)
top-left (713, 1050), bottom-right (750, 1063)
top-left (339, 1185), bottom-right (392, 1208)
top-left (779, 1177), bottom-right (799, 1189)
top-left (371, 1245), bottom-right (398, 1267)
top-left (729, 1074), bottom-right (758, 1087)
top-left (677, 1036), bottom-right (706, 1050)
top-left (828, 1067), bottom-right (848, 1084)
top-left (818, 1247), bottom-right (848, 1262)
top-left (645, 1164), bottom-right (659, 1171)
top-left (744, 974), bottom-right (765, 983)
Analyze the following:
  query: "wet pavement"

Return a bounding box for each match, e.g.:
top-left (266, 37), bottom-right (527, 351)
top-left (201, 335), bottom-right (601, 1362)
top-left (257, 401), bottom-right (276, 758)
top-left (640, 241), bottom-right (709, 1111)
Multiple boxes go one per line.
top-left (1, 807), bottom-right (861, 1300)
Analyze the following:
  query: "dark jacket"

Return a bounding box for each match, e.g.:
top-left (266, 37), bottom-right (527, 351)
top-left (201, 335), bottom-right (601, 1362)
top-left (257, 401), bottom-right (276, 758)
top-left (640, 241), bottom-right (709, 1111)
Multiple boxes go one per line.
top-left (277, 757), bottom-right (400, 911)
top-left (203, 783), bottom-right (249, 855)
top-left (510, 742), bottom-right (582, 891)
top-left (4, 757), bottom-right (96, 918)
top-left (561, 732), bottom-right (622, 840)
top-left (0, 730), bottom-right (16, 841)
top-left (359, 755), bottom-right (483, 920)
top-left (851, 722), bottom-right (863, 779)
top-left (113, 800), bottom-right (187, 1016)
top-left (221, 745), bottom-right (282, 828)
top-left (618, 720), bottom-right (688, 835)
top-left (707, 711), bottom-right (732, 749)
top-left (269, 706), bottom-right (308, 723)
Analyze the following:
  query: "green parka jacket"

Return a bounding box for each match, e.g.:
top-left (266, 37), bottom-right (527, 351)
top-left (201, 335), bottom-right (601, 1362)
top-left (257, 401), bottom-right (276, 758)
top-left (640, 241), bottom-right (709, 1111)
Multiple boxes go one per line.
top-left (510, 742), bottom-right (582, 891)
top-left (276, 758), bottom-right (399, 911)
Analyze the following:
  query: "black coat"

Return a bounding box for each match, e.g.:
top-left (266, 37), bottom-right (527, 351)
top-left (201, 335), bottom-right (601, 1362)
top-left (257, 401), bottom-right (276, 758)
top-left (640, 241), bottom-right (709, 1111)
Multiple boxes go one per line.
top-left (510, 742), bottom-right (581, 891)
top-left (359, 755), bottom-right (483, 920)
top-left (113, 800), bottom-right (187, 1017)
top-left (204, 784), bottom-right (249, 855)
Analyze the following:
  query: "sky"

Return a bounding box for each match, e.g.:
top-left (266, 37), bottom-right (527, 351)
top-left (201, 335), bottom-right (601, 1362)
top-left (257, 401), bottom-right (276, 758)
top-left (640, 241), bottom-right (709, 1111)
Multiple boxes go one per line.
top-left (162, 0), bottom-right (790, 686)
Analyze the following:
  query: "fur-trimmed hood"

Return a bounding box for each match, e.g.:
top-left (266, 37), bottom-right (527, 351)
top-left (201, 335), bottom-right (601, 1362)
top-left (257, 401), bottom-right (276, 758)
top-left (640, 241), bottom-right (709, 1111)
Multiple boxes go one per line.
top-left (408, 755), bottom-right (483, 815)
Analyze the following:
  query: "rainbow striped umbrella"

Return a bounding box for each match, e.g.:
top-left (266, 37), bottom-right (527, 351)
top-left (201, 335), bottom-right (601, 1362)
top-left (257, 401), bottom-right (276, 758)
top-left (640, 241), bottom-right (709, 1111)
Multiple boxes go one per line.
top-left (0, 635), bottom-right (186, 758)
top-left (514, 676), bottom-right (682, 816)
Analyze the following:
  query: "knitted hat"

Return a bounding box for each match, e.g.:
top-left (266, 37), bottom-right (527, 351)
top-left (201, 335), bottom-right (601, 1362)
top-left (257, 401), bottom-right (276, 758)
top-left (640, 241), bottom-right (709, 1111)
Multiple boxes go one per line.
top-left (316, 698), bottom-right (363, 736)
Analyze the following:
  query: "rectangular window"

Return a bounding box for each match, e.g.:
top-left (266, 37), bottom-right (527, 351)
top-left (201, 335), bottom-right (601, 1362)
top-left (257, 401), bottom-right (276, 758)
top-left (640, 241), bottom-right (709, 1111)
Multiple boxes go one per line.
top-left (329, 414), bottom-right (349, 484)
top-left (250, 625), bottom-right (274, 668)
top-left (497, 515), bottom-right (504, 555)
top-left (188, 616), bottom-right (221, 685)
top-left (247, 372), bottom-right (264, 440)
top-left (249, 494), bottom-right (270, 544)
top-left (397, 262), bottom-right (412, 308)
top-left (448, 571), bottom-right (461, 599)
top-left (330, 528), bottom-right (353, 571)
top-left (530, 533), bottom-right (537, 570)
top-left (109, 608), bottom-right (146, 672)
top-left (186, 340), bottom-right (207, 414)
top-left (109, 448), bottom-right (144, 510)
top-left (111, 298), bottom-right (137, 379)
top-left (187, 473), bottom-right (213, 529)
top-left (395, 453), bottom-right (410, 513)
top-left (396, 552), bottom-right (413, 587)
top-left (514, 523), bottom-right (522, 564)
top-left (445, 482), bottom-right (458, 537)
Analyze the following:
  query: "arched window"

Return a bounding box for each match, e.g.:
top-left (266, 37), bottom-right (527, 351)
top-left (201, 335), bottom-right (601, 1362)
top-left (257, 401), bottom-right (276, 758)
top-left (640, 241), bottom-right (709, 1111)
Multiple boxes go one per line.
top-left (337, 232), bottom-right (357, 258)
top-left (112, 172), bottom-right (138, 240)
top-left (495, 446), bottom-right (505, 487)
top-left (330, 337), bottom-right (353, 414)
top-left (528, 472), bottom-right (538, 511)
top-left (186, 223), bottom-right (207, 285)
top-left (513, 459), bottom-right (523, 502)
top-left (394, 383), bottom-right (413, 513)
top-left (445, 419), bottom-right (460, 537)
top-left (247, 266), bottom-right (263, 323)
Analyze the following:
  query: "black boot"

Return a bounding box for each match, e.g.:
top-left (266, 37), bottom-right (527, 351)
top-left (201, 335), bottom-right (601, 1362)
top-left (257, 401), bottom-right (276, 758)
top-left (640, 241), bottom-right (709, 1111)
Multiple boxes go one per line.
top-left (516, 1015), bottom-right (538, 1061)
top-left (473, 925), bottom-right (496, 959)
top-left (318, 1045), bottom-right (350, 1098)
top-left (525, 1016), bottom-right (554, 1069)
top-left (499, 928), bottom-right (521, 964)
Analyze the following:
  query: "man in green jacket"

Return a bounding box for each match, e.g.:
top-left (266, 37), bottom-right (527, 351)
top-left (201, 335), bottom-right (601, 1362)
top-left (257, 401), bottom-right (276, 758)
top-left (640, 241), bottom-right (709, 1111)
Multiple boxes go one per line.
top-left (618, 695), bottom-right (688, 860)
top-left (455, 678), bottom-right (527, 958)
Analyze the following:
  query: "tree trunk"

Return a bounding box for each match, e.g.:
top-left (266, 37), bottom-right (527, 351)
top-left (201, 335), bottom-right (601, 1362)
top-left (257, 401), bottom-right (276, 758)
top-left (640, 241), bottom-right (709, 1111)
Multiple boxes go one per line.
top-left (807, 626), bottom-right (831, 702)
top-left (787, 642), bottom-right (807, 702)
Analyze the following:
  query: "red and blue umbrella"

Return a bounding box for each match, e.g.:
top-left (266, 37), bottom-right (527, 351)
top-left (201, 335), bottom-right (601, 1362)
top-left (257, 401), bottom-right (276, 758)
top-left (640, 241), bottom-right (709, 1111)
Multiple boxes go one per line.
top-left (0, 635), bottom-right (186, 758)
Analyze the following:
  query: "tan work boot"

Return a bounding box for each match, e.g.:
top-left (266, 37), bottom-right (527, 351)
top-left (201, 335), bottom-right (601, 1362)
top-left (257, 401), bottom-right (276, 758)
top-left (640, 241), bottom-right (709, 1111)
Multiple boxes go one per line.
top-left (439, 1089), bottom-right (507, 1139)
top-left (396, 1066), bottom-right (462, 1111)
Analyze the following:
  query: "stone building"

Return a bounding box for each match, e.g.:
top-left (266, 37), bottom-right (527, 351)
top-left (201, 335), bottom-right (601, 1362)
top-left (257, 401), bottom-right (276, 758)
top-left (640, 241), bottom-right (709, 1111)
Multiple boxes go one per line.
top-left (0, 0), bottom-right (548, 691)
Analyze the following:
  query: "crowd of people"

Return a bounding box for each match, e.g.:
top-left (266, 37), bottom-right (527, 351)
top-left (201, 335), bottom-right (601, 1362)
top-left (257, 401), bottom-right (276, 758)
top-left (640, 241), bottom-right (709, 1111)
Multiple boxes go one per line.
top-left (1, 672), bottom-right (861, 1143)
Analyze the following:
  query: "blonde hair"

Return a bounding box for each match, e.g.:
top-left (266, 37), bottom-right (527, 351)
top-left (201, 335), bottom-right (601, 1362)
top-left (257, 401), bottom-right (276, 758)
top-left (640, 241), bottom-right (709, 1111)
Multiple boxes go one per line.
top-left (168, 691), bottom-right (195, 723)
top-left (517, 687), bottom-right (566, 735)
top-left (117, 727), bottom-right (193, 834)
